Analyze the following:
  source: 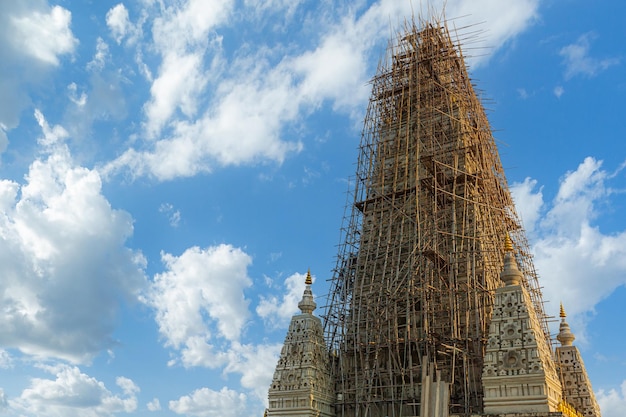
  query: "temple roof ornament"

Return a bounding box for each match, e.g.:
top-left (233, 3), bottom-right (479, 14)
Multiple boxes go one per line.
top-left (298, 270), bottom-right (316, 314)
top-left (557, 303), bottom-right (575, 347)
top-left (501, 234), bottom-right (523, 286)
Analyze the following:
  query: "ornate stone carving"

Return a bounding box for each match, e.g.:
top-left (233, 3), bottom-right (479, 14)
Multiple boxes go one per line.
top-left (556, 305), bottom-right (602, 417)
top-left (267, 271), bottom-right (335, 417)
top-left (482, 243), bottom-right (562, 414)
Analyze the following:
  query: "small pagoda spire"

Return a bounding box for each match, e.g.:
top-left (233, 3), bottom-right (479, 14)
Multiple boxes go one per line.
top-left (504, 233), bottom-right (514, 252)
top-left (298, 269), bottom-right (316, 314)
top-left (557, 303), bottom-right (575, 346)
top-left (500, 233), bottom-right (523, 286)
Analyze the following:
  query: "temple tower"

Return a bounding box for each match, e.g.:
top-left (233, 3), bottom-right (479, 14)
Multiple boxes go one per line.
top-left (321, 20), bottom-right (552, 416)
top-left (555, 305), bottom-right (602, 417)
top-left (267, 271), bottom-right (335, 417)
top-left (482, 236), bottom-right (563, 414)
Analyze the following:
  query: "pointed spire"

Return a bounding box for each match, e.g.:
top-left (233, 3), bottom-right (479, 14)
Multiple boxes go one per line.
top-left (500, 233), bottom-right (523, 286)
top-left (504, 233), bottom-right (514, 252)
top-left (298, 270), bottom-right (317, 314)
top-left (557, 303), bottom-right (575, 346)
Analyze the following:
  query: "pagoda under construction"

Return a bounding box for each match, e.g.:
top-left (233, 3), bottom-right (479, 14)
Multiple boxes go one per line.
top-left (266, 19), bottom-right (601, 417)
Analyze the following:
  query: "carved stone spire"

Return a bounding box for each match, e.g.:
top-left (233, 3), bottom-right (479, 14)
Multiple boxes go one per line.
top-left (482, 234), bottom-right (563, 414)
top-left (267, 269), bottom-right (335, 417)
top-left (555, 303), bottom-right (602, 417)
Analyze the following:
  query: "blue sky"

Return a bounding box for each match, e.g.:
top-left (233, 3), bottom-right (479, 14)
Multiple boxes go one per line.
top-left (0, 0), bottom-right (624, 416)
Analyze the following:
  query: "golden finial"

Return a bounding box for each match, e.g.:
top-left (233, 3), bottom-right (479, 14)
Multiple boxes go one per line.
top-left (504, 233), bottom-right (513, 252)
top-left (560, 302), bottom-right (566, 318)
top-left (305, 269), bottom-right (312, 285)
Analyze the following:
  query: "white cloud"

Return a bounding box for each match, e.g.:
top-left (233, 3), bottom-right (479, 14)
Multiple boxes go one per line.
top-left (256, 272), bottom-right (308, 328)
top-left (146, 398), bottom-right (161, 411)
top-left (104, 0), bottom-right (542, 181)
top-left (87, 38), bottom-right (110, 72)
top-left (243, 0), bottom-right (303, 15)
top-left (554, 85), bottom-right (565, 98)
top-left (510, 158), bottom-right (626, 337)
top-left (169, 387), bottom-right (247, 417)
top-left (0, 111), bottom-right (146, 363)
top-left (142, 243), bottom-right (282, 401)
top-left (0, 1), bottom-right (78, 131)
top-left (9, 365), bottom-right (138, 417)
top-left (0, 349), bottom-right (12, 369)
top-left (67, 83), bottom-right (87, 107)
top-left (517, 88), bottom-right (529, 99)
top-left (106, 4), bottom-right (132, 44)
top-left (597, 381), bottom-right (626, 417)
top-left (142, 0), bottom-right (234, 137)
top-left (560, 33), bottom-right (619, 79)
top-left (103, 54), bottom-right (304, 180)
top-left (115, 377), bottom-right (139, 397)
top-left (0, 126), bottom-right (8, 155)
top-left (159, 203), bottom-right (181, 227)
top-left (290, 13), bottom-right (375, 111)
top-left (511, 177), bottom-right (544, 237)
top-left (446, 0), bottom-right (539, 65)
top-left (9, 5), bottom-right (78, 66)
top-left (64, 37), bottom-right (129, 139)
top-left (0, 389), bottom-right (6, 410)
top-left (143, 244), bottom-right (253, 366)
top-left (144, 50), bottom-right (210, 137)
top-left (224, 342), bottom-right (282, 402)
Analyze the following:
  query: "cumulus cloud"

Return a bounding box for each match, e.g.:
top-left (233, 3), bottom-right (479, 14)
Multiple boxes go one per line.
top-left (224, 342), bottom-right (282, 402)
top-left (0, 389), bottom-right (6, 410)
top-left (106, 4), bottom-right (132, 45)
top-left (560, 33), bottom-right (619, 80)
top-left (143, 244), bottom-right (252, 366)
top-left (511, 177), bottom-right (544, 237)
top-left (169, 387), bottom-right (247, 417)
top-left (87, 38), bottom-right (110, 72)
top-left (554, 85), bottom-right (565, 98)
top-left (0, 350), bottom-right (13, 369)
top-left (597, 380), bottom-right (626, 417)
top-left (146, 398), bottom-right (161, 411)
top-left (9, 5), bottom-right (78, 66)
top-left (142, 243), bottom-right (283, 403)
top-left (63, 36), bottom-right (128, 140)
top-left (510, 157), bottom-right (626, 335)
top-left (103, 0), bottom-right (541, 181)
top-left (0, 110), bottom-right (146, 362)
top-left (9, 365), bottom-right (138, 417)
top-left (257, 272), bottom-right (308, 328)
top-left (0, 126), bottom-right (8, 155)
top-left (142, 0), bottom-right (233, 137)
top-left (159, 203), bottom-right (181, 227)
top-left (446, 0), bottom-right (539, 65)
top-left (0, 1), bottom-right (78, 132)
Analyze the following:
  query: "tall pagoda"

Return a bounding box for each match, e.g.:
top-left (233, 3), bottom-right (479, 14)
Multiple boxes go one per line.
top-left (322, 20), bottom-right (549, 416)
top-left (267, 18), bottom-right (601, 417)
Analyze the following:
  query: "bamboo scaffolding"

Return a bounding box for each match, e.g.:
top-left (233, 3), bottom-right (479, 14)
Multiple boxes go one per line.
top-left (321, 19), bottom-right (551, 417)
